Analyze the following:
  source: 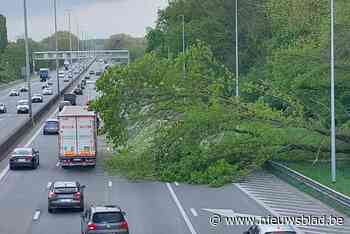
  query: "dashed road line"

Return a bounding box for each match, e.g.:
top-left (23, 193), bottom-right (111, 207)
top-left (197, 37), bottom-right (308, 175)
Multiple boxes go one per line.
top-left (33, 210), bottom-right (41, 221)
top-left (190, 208), bottom-right (198, 217)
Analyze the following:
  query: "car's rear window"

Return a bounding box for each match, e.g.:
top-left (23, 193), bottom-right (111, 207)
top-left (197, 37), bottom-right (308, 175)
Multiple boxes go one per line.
top-left (46, 121), bottom-right (58, 127)
top-left (92, 212), bottom-right (124, 223)
top-left (265, 232), bottom-right (296, 234)
top-left (54, 187), bottom-right (78, 193)
top-left (14, 149), bottom-right (32, 155)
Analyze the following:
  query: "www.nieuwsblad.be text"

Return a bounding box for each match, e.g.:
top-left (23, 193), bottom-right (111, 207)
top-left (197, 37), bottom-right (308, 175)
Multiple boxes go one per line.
top-left (209, 214), bottom-right (345, 226)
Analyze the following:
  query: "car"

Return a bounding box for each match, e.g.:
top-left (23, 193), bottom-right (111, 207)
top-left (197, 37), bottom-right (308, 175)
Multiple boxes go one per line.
top-left (84, 75), bottom-right (90, 80)
top-left (58, 71), bottom-right (65, 78)
top-left (43, 118), bottom-right (59, 135)
top-left (59, 101), bottom-right (71, 112)
top-left (74, 70), bottom-right (79, 75)
top-left (42, 84), bottom-right (49, 89)
top-left (68, 73), bottom-right (73, 78)
top-left (47, 80), bottom-right (53, 85)
top-left (43, 88), bottom-right (53, 95)
top-left (95, 71), bottom-right (102, 76)
top-left (80, 205), bottom-right (129, 234)
top-left (17, 100), bottom-right (29, 114)
top-left (89, 70), bottom-right (95, 75)
top-left (9, 89), bottom-right (19, 96)
top-left (48, 181), bottom-right (85, 213)
top-left (31, 94), bottom-right (43, 103)
top-left (0, 103), bottom-right (7, 113)
top-left (243, 224), bottom-right (299, 234)
top-left (9, 147), bottom-right (39, 170)
top-left (74, 87), bottom-right (83, 95)
top-left (19, 87), bottom-right (28, 92)
top-left (64, 77), bottom-right (70, 82)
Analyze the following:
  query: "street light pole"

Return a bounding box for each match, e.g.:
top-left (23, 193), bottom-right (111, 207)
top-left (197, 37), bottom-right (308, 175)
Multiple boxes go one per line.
top-left (23, 0), bottom-right (33, 125)
top-left (330, 0), bottom-right (336, 182)
top-left (54, 0), bottom-right (60, 95)
top-left (235, 0), bottom-right (239, 97)
top-left (67, 10), bottom-right (72, 65)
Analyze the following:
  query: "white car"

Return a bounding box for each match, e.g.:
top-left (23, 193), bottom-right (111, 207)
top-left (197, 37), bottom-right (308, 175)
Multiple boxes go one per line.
top-left (9, 89), bottom-right (20, 96)
top-left (58, 73), bottom-right (65, 79)
top-left (17, 100), bottom-right (29, 114)
top-left (42, 88), bottom-right (53, 95)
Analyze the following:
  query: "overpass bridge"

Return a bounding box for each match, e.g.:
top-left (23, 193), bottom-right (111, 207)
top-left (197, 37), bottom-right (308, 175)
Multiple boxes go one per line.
top-left (33, 49), bottom-right (129, 68)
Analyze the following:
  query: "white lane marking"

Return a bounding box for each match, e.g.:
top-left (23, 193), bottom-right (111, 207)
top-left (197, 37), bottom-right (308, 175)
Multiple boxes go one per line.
top-left (46, 182), bottom-right (52, 189)
top-left (166, 183), bottom-right (197, 234)
top-left (190, 208), bottom-right (198, 217)
top-left (174, 181), bottom-right (179, 186)
top-left (0, 165), bottom-right (9, 182)
top-left (33, 210), bottom-right (41, 221)
top-left (108, 181), bottom-right (112, 188)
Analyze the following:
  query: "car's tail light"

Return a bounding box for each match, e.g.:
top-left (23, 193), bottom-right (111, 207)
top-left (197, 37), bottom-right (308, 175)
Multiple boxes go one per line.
top-left (119, 221), bottom-right (128, 229)
top-left (74, 192), bottom-right (81, 200)
top-left (48, 192), bottom-right (56, 198)
top-left (87, 223), bottom-right (96, 230)
top-left (25, 156), bottom-right (32, 160)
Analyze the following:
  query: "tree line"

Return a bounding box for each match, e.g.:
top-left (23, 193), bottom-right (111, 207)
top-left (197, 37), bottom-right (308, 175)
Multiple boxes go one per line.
top-left (0, 14), bottom-right (145, 83)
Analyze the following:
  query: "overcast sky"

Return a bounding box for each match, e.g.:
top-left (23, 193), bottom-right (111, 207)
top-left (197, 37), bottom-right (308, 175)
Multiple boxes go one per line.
top-left (0, 0), bottom-right (168, 41)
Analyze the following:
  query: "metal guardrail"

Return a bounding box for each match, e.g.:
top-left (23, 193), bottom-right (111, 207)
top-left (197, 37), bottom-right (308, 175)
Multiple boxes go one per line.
top-left (267, 160), bottom-right (350, 209)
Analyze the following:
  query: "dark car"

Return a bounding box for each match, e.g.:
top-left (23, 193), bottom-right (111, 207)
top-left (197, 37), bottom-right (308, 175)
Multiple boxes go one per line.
top-left (0, 103), bottom-right (7, 113)
top-left (19, 87), bottom-right (28, 92)
top-left (81, 80), bottom-right (86, 89)
top-left (42, 84), bottom-right (49, 89)
top-left (32, 94), bottom-right (43, 103)
top-left (9, 147), bottom-right (39, 170)
top-left (89, 70), bottom-right (94, 75)
top-left (64, 93), bottom-right (77, 105)
top-left (84, 75), bottom-right (90, 80)
top-left (95, 71), bottom-right (102, 76)
top-left (48, 181), bottom-right (85, 213)
top-left (80, 205), bottom-right (129, 234)
top-left (74, 87), bottom-right (83, 95)
top-left (59, 101), bottom-right (71, 112)
top-left (43, 119), bottom-right (59, 135)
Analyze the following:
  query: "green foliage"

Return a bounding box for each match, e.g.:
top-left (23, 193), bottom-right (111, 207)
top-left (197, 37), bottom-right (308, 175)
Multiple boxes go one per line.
top-left (105, 33), bottom-right (146, 61)
top-left (97, 43), bottom-right (307, 186)
top-left (0, 15), bottom-right (8, 53)
top-left (41, 31), bottom-right (79, 51)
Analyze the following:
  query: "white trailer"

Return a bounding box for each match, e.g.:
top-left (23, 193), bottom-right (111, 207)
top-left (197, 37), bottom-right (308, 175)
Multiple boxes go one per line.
top-left (58, 106), bottom-right (97, 168)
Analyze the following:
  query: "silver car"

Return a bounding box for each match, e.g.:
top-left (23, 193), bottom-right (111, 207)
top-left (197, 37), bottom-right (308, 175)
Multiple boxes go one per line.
top-left (17, 100), bottom-right (29, 114)
top-left (43, 88), bottom-right (53, 95)
top-left (81, 205), bottom-right (129, 234)
top-left (244, 224), bottom-right (300, 234)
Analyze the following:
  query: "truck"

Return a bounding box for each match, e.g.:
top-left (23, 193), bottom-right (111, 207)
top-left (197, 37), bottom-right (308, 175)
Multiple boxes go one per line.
top-left (58, 106), bottom-right (97, 168)
top-left (63, 93), bottom-right (77, 105)
top-left (39, 68), bottom-right (49, 82)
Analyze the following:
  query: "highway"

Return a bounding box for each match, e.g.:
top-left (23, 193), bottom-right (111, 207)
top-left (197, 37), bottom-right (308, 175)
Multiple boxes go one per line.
top-left (0, 61), bottom-right (348, 234)
top-left (0, 61), bottom-right (91, 144)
